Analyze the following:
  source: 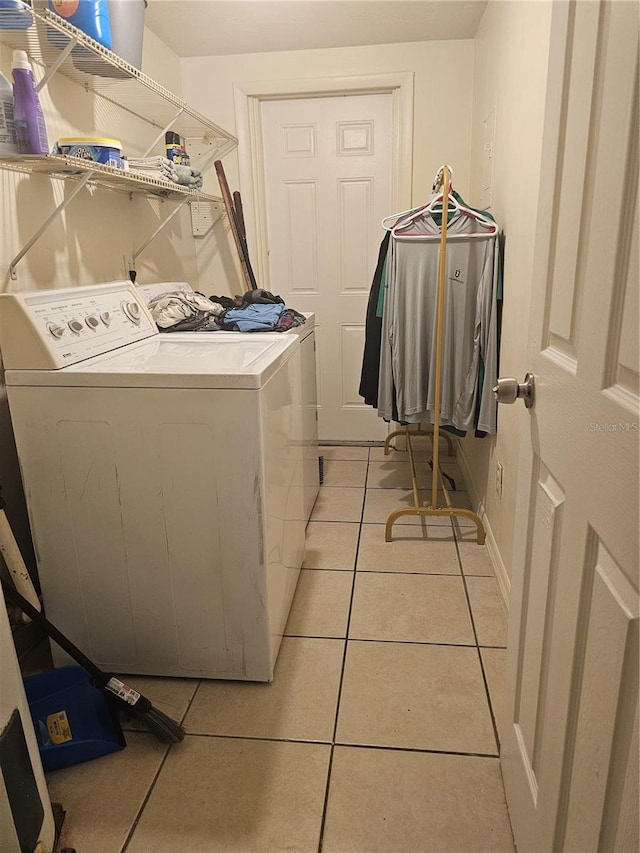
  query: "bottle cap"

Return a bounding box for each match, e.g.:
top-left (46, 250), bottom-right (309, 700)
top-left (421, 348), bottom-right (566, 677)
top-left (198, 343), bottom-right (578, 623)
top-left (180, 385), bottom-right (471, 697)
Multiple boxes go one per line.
top-left (165, 131), bottom-right (180, 145)
top-left (12, 50), bottom-right (30, 70)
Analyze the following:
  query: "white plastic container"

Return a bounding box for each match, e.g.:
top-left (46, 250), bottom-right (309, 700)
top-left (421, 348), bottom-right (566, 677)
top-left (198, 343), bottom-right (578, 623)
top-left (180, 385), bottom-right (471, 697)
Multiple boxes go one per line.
top-left (109, 0), bottom-right (145, 69)
top-left (0, 69), bottom-right (18, 154)
top-left (72, 0), bottom-right (146, 77)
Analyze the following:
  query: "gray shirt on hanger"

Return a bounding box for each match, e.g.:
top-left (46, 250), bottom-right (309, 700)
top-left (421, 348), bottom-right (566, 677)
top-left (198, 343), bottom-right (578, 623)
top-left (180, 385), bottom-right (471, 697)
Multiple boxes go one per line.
top-left (377, 213), bottom-right (500, 434)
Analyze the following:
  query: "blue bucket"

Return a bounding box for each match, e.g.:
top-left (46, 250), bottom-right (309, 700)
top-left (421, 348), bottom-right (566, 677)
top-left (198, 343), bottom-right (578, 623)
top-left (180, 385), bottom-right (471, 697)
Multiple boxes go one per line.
top-left (23, 666), bottom-right (126, 772)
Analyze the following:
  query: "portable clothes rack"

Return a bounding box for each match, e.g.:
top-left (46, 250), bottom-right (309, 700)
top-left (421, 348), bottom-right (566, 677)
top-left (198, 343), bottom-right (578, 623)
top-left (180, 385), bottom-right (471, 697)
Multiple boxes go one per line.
top-left (384, 165), bottom-right (486, 545)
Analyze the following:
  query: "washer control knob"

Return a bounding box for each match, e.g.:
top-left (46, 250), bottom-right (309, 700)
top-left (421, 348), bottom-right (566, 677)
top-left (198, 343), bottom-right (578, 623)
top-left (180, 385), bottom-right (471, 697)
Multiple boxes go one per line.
top-left (100, 312), bottom-right (112, 326)
top-left (85, 316), bottom-right (100, 330)
top-left (68, 320), bottom-right (84, 335)
top-left (121, 301), bottom-right (141, 324)
top-left (47, 322), bottom-right (65, 340)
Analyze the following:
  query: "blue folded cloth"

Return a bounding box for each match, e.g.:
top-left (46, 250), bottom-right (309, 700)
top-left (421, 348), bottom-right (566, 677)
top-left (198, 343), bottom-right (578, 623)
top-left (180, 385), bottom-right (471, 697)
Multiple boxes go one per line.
top-left (224, 302), bottom-right (286, 332)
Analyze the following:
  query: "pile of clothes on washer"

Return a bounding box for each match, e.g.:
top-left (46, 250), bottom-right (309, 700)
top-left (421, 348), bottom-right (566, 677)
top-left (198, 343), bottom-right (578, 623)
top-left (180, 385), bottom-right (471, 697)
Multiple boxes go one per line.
top-left (147, 287), bottom-right (306, 333)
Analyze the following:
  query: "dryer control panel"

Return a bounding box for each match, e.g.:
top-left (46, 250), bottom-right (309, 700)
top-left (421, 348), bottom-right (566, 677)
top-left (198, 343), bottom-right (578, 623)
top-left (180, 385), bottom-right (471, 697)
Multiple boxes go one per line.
top-left (0, 282), bottom-right (158, 370)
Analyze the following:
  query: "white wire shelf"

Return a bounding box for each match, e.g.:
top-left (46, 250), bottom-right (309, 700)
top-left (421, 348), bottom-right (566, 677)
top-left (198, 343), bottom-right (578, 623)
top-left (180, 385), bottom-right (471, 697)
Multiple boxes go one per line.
top-left (0, 2), bottom-right (236, 278)
top-left (0, 2), bottom-right (238, 157)
top-left (0, 153), bottom-right (224, 201)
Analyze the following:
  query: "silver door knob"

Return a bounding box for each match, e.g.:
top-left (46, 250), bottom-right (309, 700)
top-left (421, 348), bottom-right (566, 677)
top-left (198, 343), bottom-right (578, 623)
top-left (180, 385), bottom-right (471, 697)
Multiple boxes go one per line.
top-left (493, 373), bottom-right (535, 408)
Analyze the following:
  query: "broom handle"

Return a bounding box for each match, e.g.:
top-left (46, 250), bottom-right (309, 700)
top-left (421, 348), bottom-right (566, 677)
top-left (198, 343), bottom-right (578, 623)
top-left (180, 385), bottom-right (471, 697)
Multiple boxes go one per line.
top-left (1, 576), bottom-right (106, 684)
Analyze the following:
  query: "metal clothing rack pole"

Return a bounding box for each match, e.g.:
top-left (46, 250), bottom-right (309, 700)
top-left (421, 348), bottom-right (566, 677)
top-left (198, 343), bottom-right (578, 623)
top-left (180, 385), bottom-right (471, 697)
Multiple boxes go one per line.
top-left (384, 165), bottom-right (486, 545)
top-left (383, 424), bottom-right (455, 457)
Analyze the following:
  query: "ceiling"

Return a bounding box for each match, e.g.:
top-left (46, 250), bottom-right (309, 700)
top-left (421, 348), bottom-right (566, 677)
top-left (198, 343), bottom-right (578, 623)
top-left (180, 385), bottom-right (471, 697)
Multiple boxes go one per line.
top-left (144, 0), bottom-right (488, 58)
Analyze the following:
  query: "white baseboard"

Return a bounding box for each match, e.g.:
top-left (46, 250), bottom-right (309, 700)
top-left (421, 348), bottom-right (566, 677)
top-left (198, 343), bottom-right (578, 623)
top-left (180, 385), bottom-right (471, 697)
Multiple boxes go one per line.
top-left (456, 446), bottom-right (510, 617)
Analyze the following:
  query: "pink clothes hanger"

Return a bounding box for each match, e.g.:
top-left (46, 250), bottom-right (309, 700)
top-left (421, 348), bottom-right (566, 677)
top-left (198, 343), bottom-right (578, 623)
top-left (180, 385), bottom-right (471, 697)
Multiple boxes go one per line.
top-left (392, 191), bottom-right (497, 241)
top-left (383, 166), bottom-right (497, 240)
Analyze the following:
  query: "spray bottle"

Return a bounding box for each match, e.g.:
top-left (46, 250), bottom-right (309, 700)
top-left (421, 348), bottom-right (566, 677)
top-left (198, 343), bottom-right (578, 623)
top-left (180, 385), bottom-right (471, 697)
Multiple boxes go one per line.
top-left (12, 49), bottom-right (49, 154)
top-left (0, 69), bottom-right (18, 154)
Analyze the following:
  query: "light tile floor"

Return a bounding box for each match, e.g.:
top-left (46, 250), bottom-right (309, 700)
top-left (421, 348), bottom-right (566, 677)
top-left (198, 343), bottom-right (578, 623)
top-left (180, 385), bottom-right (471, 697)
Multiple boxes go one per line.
top-left (44, 443), bottom-right (514, 852)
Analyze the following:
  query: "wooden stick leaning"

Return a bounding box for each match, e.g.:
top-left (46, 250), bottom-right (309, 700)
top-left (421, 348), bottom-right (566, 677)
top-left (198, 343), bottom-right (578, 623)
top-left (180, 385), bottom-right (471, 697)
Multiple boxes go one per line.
top-left (233, 190), bottom-right (246, 239)
top-left (214, 160), bottom-right (258, 291)
top-left (232, 190), bottom-right (258, 290)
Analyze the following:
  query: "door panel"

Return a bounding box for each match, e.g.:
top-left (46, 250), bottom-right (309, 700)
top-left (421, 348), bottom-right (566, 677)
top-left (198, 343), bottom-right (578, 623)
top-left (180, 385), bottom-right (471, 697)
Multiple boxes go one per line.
top-left (502, 2), bottom-right (639, 850)
top-left (261, 94), bottom-right (392, 441)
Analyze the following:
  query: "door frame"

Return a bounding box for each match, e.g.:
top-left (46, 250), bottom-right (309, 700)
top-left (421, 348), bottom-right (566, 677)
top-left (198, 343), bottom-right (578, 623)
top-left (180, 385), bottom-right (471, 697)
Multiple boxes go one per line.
top-left (233, 72), bottom-right (414, 289)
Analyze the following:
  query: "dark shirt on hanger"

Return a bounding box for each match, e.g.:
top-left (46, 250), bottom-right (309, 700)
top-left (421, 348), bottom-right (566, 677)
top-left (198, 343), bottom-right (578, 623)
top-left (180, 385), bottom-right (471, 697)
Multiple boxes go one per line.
top-left (359, 231), bottom-right (391, 407)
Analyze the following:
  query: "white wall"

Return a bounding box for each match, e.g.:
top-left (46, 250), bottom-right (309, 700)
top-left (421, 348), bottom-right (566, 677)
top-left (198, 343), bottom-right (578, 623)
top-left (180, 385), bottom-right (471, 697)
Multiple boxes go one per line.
top-left (0, 24), bottom-right (198, 575)
top-left (180, 39), bottom-right (475, 296)
top-left (460, 0), bottom-right (553, 585)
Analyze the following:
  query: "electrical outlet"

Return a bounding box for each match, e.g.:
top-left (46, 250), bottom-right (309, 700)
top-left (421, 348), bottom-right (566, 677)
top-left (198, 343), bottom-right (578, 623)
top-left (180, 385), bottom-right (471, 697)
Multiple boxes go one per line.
top-left (496, 462), bottom-right (504, 499)
top-left (122, 254), bottom-right (135, 281)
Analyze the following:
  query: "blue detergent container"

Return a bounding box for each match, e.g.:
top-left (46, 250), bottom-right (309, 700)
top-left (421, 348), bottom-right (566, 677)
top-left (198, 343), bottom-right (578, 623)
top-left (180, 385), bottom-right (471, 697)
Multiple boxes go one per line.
top-left (47, 0), bottom-right (112, 50)
top-left (23, 666), bottom-right (126, 772)
top-left (0, 0), bottom-right (33, 30)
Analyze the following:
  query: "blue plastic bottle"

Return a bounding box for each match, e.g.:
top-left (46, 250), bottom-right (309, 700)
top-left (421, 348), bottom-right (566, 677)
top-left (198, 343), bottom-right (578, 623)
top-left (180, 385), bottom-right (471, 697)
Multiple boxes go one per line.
top-left (48, 0), bottom-right (112, 50)
top-left (0, 0), bottom-right (33, 30)
top-left (12, 49), bottom-right (49, 155)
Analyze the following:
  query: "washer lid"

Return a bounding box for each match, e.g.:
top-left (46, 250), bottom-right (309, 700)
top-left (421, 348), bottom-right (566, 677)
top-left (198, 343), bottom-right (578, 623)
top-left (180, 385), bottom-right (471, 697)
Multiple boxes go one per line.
top-left (5, 335), bottom-right (298, 390)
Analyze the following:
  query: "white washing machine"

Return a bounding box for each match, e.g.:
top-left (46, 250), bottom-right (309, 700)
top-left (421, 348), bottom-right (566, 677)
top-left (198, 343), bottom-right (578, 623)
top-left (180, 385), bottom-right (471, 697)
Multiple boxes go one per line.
top-left (0, 282), bottom-right (306, 681)
top-left (137, 281), bottom-right (320, 522)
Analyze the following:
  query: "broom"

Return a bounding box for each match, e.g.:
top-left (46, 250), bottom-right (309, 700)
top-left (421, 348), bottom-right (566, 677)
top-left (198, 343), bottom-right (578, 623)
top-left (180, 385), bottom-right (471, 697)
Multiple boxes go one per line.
top-left (1, 577), bottom-right (186, 744)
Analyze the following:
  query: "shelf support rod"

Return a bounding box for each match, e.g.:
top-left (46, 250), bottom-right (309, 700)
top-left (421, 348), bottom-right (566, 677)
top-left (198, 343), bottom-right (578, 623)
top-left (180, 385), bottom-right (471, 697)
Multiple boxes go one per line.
top-left (132, 195), bottom-right (190, 261)
top-left (9, 171), bottom-right (95, 281)
top-left (36, 36), bottom-right (79, 93)
top-left (142, 108), bottom-right (185, 158)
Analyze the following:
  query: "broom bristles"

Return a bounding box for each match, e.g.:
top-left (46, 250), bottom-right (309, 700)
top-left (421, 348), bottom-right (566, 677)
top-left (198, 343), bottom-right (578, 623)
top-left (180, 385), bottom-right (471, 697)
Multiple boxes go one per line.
top-left (142, 705), bottom-right (186, 744)
top-left (104, 675), bottom-right (186, 744)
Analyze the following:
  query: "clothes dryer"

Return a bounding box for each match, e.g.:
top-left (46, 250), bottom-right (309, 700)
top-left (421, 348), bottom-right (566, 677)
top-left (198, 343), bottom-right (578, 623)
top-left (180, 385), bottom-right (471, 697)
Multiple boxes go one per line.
top-left (0, 282), bottom-right (305, 681)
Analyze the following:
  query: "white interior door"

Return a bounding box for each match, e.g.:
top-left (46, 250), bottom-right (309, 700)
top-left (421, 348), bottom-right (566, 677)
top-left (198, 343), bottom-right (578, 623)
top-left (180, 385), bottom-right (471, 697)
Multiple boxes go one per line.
top-left (261, 94), bottom-right (392, 441)
top-left (501, 3), bottom-right (639, 851)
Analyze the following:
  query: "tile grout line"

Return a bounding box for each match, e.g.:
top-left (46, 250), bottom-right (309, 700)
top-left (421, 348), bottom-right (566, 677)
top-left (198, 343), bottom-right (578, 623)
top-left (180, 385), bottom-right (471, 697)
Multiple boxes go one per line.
top-left (120, 743), bottom-right (173, 853)
top-left (120, 679), bottom-right (204, 852)
top-left (120, 678), bottom-right (209, 853)
top-left (166, 730), bottom-right (500, 760)
top-left (285, 634), bottom-right (485, 649)
top-left (295, 564), bottom-right (498, 581)
top-left (452, 532), bottom-right (502, 753)
top-left (316, 447), bottom-right (504, 850)
top-left (316, 447), bottom-right (370, 853)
